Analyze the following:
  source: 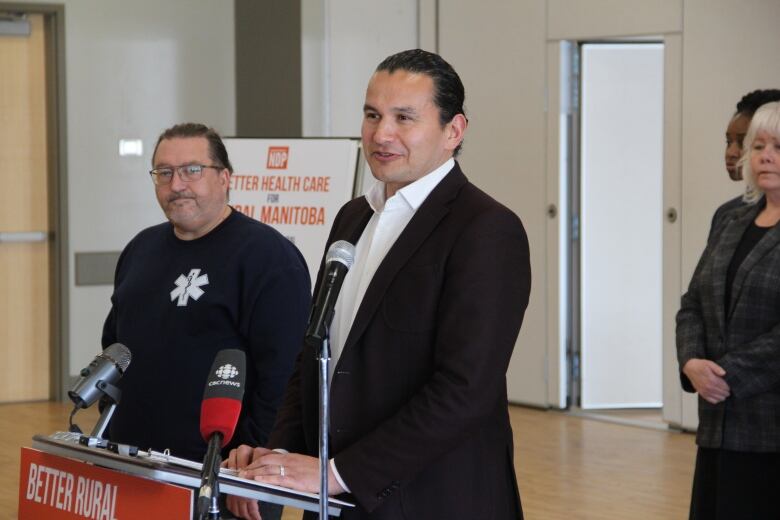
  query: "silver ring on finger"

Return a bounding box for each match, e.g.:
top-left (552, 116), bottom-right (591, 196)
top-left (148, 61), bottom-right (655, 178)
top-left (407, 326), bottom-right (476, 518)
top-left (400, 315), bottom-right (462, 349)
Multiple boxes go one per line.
top-left (280, 464), bottom-right (286, 477)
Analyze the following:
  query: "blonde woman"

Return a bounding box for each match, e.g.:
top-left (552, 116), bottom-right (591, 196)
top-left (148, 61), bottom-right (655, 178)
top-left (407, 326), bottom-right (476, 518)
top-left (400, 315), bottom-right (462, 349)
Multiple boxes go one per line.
top-left (677, 101), bottom-right (780, 519)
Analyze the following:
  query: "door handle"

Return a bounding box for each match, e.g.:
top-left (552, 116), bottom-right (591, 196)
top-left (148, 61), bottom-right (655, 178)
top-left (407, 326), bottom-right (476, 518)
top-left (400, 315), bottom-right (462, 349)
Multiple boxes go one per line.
top-left (0, 231), bottom-right (49, 243)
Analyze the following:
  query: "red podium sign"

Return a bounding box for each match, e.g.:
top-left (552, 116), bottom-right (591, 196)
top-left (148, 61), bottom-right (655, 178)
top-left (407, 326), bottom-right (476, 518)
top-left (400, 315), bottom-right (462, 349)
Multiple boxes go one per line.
top-left (18, 447), bottom-right (192, 519)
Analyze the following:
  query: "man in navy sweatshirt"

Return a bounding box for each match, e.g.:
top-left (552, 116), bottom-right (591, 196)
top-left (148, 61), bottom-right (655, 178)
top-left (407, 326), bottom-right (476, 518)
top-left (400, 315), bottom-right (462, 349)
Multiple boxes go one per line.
top-left (102, 123), bottom-right (310, 486)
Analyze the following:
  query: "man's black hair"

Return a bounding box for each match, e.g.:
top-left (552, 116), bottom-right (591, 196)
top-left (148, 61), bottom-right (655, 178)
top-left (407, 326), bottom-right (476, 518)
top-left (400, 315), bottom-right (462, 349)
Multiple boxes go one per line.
top-left (376, 49), bottom-right (466, 156)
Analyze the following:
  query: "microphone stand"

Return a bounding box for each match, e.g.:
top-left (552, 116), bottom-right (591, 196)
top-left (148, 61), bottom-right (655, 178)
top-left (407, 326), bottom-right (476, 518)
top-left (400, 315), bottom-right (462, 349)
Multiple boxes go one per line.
top-left (306, 243), bottom-right (355, 518)
top-left (197, 432), bottom-right (224, 520)
top-left (90, 381), bottom-right (121, 438)
top-left (74, 381), bottom-right (121, 447)
top-left (316, 334), bottom-right (331, 519)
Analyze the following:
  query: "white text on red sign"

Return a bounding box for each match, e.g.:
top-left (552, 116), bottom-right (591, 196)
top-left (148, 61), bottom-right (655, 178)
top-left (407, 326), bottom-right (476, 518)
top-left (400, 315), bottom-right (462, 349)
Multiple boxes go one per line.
top-left (25, 462), bottom-right (118, 520)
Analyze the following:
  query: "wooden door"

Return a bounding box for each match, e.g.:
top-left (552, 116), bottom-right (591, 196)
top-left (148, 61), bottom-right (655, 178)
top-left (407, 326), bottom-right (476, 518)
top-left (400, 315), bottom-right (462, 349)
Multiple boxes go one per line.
top-left (0, 13), bottom-right (51, 402)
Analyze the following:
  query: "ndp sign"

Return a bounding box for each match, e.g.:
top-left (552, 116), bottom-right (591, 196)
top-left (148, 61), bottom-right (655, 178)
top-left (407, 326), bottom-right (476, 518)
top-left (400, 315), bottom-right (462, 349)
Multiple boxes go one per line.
top-left (266, 146), bottom-right (289, 169)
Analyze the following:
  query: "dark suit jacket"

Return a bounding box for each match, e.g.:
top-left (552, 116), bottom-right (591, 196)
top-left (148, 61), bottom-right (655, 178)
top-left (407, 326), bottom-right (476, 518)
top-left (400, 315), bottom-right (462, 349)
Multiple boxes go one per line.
top-left (707, 194), bottom-right (745, 243)
top-left (677, 198), bottom-right (780, 452)
top-left (269, 163), bottom-right (531, 519)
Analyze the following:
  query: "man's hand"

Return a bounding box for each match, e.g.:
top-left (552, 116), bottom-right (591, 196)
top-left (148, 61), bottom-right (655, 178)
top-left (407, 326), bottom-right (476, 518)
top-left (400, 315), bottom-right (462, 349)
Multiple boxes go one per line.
top-left (240, 452), bottom-right (345, 496)
top-left (223, 445), bottom-right (275, 520)
top-left (683, 358), bottom-right (731, 404)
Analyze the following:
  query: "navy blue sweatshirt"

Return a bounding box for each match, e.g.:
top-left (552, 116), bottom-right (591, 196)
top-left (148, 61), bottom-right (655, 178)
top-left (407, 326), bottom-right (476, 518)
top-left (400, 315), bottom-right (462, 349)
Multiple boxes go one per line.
top-left (102, 208), bottom-right (311, 460)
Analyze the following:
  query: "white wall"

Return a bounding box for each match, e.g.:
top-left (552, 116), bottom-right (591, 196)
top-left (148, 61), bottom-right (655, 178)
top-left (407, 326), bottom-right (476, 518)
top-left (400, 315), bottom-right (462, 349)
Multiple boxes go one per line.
top-left (14, 0), bottom-right (236, 376)
top-left (301, 0), bottom-right (418, 137)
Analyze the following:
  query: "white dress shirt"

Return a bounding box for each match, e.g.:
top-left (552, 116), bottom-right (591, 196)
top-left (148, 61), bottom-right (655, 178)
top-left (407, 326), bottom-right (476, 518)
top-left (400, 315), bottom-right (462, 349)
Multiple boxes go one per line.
top-left (327, 158), bottom-right (454, 492)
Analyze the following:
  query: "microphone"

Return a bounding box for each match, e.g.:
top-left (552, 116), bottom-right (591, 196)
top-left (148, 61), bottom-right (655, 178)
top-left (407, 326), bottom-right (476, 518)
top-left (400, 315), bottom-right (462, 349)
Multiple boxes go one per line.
top-left (305, 240), bottom-right (356, 348)
top-left (307, 241), bottom-right (354, 516)
top-left (197, 349), bottom-right (246, 520)
top-left (68, 343), bottom-right (131, 409)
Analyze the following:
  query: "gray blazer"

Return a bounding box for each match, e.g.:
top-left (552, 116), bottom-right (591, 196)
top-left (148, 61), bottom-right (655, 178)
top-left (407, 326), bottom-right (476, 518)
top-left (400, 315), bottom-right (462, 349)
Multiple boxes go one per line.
top-left (707, 195), bottom-right (745, 242)
top-left (677, 198), bottom-right (780, 452)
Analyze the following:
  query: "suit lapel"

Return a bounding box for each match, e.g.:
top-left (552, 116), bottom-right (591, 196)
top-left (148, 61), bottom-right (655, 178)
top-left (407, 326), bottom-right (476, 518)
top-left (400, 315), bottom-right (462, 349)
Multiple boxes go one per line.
top-left (341, 164), bottom-right (468, 354)
top-left (709, 201), bottom-right (760, 330)
top-left (309, 199), bottom-right (371, 301)
top-left (336, 199), bottom-right (374, 245)
top-left (729, 205), bottom-right (780, 318)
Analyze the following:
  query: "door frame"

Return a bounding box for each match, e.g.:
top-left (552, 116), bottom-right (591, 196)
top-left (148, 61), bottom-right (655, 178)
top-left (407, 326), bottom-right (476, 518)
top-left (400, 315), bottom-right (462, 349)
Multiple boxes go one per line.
top-left (1, 3), bottom-right (68, 401)
top-left (545, 34), bottom-right (684, 424)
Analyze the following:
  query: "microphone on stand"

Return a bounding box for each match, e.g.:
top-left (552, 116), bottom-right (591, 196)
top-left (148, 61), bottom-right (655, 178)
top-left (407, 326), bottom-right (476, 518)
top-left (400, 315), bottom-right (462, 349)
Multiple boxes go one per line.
top-left (68, 343), bottom-right (131, 409)
top-left (305, 240), bottom-right (356, 348)
top-left (304, 240), bottom-right (355, 519)
top-left (67, 343), bottom-right (131, 439)
top-left (197, 349), bottom-right (246, 520)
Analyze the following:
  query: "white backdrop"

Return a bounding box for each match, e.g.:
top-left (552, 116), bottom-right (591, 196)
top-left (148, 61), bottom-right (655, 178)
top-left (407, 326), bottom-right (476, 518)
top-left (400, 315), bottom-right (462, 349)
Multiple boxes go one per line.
top-left (224, 138), bottom-right (360, 283)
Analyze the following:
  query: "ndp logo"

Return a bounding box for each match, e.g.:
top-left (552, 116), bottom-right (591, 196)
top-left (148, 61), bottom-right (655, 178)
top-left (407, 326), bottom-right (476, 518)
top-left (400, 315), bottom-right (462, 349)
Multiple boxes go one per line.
top-left (216, 363), bottom-right (239, 380)
top-left (267, 146), bottom-right (289, 169)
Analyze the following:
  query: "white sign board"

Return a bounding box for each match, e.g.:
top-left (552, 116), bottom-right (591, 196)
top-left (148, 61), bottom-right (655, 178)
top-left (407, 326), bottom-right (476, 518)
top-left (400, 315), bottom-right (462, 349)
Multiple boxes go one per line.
top-left (224, 138), bottom-right (361, 283)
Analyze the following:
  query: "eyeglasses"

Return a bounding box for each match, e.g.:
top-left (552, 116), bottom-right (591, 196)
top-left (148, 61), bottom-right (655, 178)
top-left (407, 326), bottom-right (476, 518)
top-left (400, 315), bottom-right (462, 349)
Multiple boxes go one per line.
top-left (149, 164), bottom-right (223, 185)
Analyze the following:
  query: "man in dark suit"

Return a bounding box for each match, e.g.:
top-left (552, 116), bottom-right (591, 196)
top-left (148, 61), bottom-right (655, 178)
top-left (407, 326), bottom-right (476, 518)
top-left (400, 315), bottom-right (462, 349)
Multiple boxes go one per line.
top-left (226, 49), bottom-right (531, 520)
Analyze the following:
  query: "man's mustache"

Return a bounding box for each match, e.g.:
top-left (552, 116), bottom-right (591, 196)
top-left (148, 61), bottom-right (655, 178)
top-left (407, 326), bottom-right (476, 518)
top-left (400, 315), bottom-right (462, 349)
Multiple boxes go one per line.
top-left (167, 193), bottom-right (195, 202)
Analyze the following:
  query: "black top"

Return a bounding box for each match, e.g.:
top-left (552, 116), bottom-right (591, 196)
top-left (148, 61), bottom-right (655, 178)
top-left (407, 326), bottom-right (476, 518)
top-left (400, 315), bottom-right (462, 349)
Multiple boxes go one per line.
top-left (102, 208), bottom-right (311, 460)
top-left (725, 221), bottom-right (771, 315)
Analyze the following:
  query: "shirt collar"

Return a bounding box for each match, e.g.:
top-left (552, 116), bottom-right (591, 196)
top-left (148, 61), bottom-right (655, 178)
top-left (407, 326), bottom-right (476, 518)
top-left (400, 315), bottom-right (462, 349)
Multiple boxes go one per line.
top-left (365, 158), bottom-right (455, 213)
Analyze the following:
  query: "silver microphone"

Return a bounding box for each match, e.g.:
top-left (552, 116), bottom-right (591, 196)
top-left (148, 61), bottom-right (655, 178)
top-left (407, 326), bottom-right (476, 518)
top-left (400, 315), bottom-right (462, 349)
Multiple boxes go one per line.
top-left (305, 240), bottom-right (356, 347)
top-left (68, 343), bottom-right (132, 409)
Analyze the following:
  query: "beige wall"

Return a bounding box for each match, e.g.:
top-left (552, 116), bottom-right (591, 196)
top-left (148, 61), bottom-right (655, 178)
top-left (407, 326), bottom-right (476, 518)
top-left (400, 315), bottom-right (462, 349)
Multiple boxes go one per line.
top-left (547, 0), bottom-right (682, 39)
top-left (439, 0), bottom-right (550, 405)
top-left (438, 0), bottom-right (683, 408)
top-left (434, 0), bottom-right (780, 415)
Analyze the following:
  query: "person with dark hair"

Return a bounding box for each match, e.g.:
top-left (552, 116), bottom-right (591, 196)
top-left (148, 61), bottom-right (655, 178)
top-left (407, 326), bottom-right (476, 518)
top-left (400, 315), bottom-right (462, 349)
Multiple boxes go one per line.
top-left (226, 49), bottom-right (531, 519)
top-left (677, 101), bottom-right (780, 518)
top-left (374, 48), bottom-right (468, 156)
top-left (709, 89), bottom-right (780, 238)
top-left (102, 123), bottom-right (311, 519)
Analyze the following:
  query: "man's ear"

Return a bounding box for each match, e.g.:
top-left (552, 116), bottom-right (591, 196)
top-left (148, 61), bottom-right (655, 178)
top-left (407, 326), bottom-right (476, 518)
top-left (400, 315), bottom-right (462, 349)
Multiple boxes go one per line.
top-left (445, 113), bottom-right (468, 151)
top-left (219, 168), bottom-right (231, 186)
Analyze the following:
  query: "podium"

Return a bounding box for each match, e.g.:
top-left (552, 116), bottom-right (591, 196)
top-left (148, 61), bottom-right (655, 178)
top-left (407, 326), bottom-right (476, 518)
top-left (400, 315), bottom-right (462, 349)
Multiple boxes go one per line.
top-left (20, 433), bottom-right (353, 519)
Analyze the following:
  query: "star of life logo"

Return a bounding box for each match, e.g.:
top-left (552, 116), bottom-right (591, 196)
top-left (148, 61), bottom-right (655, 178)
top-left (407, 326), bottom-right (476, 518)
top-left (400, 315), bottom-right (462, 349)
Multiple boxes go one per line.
top-left (170, 268), bottom-right (209, 307)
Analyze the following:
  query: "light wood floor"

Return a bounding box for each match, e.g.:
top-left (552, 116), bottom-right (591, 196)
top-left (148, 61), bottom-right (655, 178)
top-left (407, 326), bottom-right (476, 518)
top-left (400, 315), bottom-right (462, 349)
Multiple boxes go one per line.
top-left (7, 402), bottom-right (696, 519)
top-left (568, 407), bottom-right (670, 431)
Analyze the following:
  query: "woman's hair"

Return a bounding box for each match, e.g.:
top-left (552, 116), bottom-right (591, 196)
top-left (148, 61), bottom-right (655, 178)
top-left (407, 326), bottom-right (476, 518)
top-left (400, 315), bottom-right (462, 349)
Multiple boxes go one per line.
top-left (735, 89), bottom-right (780, 118)
top-left (741, 101), bottom-right (780, 203)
